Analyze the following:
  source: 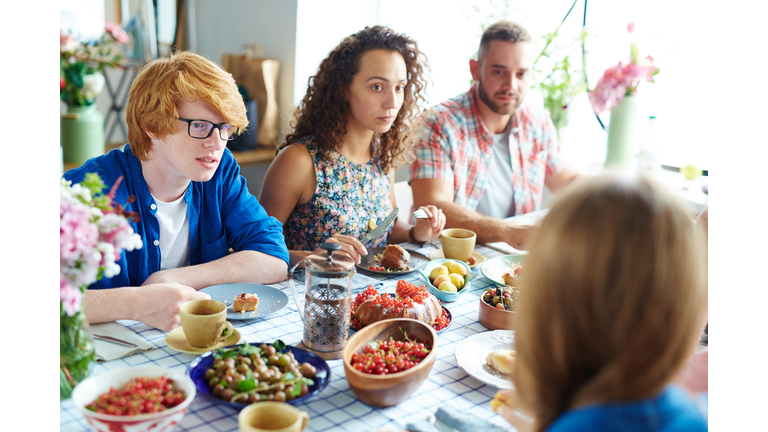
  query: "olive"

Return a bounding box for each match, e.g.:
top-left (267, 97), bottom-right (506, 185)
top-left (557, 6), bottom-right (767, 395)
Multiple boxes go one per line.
top-left (277, 354), bottom-right (290, 367)
top-left (225, 368), bottom-right (237, 377)
top-left (504, 298), bottom-right (514, 308)
top-left (257, 365), bottom-right (269, 375)
top-left (269, 365), bottom-right (280, 373)
top-left (267, 354), bottom-right (280, 365)
top-left (221, 388), bottom-right (233, 400)
top-left (285, 386), bottom-right (295, 401)
top-left (267, 393), bottom-right (275, 401)
top-left (239, 356), bottom-right (252, 366)
top-left (231, 375), bottom-right (242, 390)
top-left (216, 368), bottom-right (226, 378)
top-left (213, 383), bottom-right (224, 396)
top-left (250, 352), bottom-right (261, 361)
top-left (255, 357), bottom-right (266, 367)
top-left (224, 358), bottom-right (236, 369)
top-left (274, 383), bottom-right (285, 391)
top-left (274, 391), bottom-right (286, 402)
top-left (222, 375), bottom-right (234, 386)
top-left (237, 364), bottom-right (249, 373)
top-left (300, 363), bottom-right (317, 378)
top-left (208, 376), bottom-right (220, 388)
top-left (288, 351), bottom-right (295, 361)
top-left (270, 371), bottom-right (282, 383)
top-left (265, 346), bottom-right (277, 356)
top-left (300, 383), bottom-right (309, 396)
top-left (248, 394), bottom-right (259, 403)
top-left (213, 358), bottom-right (224, 367)
top-left (492, 296), bottom-right (501, 305)
top-left (495, 303), bottom-right (505, 310)
top-left (205, 368), bottom-right (216, 379)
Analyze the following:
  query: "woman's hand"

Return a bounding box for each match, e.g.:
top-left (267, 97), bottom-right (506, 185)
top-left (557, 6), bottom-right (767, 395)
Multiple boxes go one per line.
top-left (321, 233), bottom-right (368, 264)
top-left (493, 389), bottom-right (535, 432)
top-left (412, 205), bottom-right (445, 242)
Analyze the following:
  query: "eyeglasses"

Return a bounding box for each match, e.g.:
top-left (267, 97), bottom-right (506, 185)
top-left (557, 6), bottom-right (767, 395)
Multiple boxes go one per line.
top-left (178, 118), bottom-right (239, 141)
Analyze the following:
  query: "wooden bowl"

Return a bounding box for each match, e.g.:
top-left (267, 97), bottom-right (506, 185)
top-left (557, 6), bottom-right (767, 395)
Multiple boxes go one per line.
top-left (478, 297), bottom-right (517, 330)
top-left (342, 318), bottom-right (438, 407)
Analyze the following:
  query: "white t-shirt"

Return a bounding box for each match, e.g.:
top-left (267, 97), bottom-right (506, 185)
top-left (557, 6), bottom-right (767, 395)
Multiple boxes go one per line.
top-left (152, 193), bottom-right (191, 270)
top-left (475, 123), bottom-right (517, 218)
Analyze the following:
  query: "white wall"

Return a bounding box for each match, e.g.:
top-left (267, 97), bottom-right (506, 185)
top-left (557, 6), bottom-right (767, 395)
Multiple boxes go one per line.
top-left (194, 0), bottom-right (298, 144)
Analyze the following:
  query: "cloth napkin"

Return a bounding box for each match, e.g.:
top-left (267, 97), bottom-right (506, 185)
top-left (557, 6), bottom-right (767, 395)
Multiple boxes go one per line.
top-left (88, 322), bottom-right (154, 362)
top-left (292, 269), bottom-right (383, 291)
top-left (405, 405), bottom-right (509, 432)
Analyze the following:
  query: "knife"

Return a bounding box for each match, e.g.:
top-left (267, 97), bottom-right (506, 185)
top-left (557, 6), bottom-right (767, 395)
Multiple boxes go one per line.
top-left (360, 207), bottom-right (399, 248)
top-left (93, 334), bottom-right (139, 348)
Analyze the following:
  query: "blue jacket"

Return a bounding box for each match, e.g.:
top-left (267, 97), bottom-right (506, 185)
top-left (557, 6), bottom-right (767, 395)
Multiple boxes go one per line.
top-left (547, 386), bottom-right (707, 431)
top-left (63, 144), bottom-right (289, 288)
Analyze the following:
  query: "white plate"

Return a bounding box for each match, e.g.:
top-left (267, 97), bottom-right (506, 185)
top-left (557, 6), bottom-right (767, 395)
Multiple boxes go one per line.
top-left (454, 330), bottom-right (515, 389)
top-left (480, 254), bottom-right (526, 285)
top-left (200, 283), bottom-right (289, 320)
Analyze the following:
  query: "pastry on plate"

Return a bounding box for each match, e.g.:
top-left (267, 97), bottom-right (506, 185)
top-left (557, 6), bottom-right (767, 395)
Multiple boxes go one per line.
top-left (502, 264), bottom-right (523, 287)
top-left (380, 244), bottom-right (411, 270)
top-left (352, 282), bottom-right (442, 327)
top-left (486, 349), bottom-right (516, 376)
top-left (233, 293), bottom-right (259, 313)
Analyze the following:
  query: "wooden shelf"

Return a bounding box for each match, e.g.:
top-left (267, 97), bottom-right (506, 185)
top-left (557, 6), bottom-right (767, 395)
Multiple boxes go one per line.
top-left (63, 144), bottom-right (276, 173)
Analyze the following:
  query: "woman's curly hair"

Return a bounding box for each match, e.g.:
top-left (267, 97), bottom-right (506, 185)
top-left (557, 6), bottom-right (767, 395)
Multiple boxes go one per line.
top-left (282, 25), bottom-right (430, 171)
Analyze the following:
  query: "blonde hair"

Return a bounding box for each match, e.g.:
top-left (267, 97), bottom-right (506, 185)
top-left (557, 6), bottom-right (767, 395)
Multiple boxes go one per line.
top-left (126, 50), bottom-right (248, 160)
top-left (513, 175), bottom-right (707, 431)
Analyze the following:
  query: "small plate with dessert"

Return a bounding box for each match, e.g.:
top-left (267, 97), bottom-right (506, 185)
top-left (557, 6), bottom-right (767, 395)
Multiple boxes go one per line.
top-left (454, 330), bottom-right (516, 389)
top-left (480, 254), bottom-right (526, 286)
top-left (357, 244), bottom-right (430, 275)
top-left (200, 283), bottom-right (289, 320)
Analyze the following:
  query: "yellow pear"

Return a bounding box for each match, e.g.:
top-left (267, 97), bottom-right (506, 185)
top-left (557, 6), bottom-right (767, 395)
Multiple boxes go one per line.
top-left (449, 273), bottom-right (465, 289)
top-left (448, 262), bottom-right (467, 277)
top-left (433, 274), bottom-right (451, 288)
top-left (438, 281), bottom-right (458, 293)
top-left (430, 265), bottom-right (449, 281)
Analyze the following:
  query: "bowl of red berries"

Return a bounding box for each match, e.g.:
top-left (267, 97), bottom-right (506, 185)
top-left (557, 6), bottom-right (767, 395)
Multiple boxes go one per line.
top-left (71, 366), bottom-right (195, 432)
top-left (342, 318), bottom-right (438, 407)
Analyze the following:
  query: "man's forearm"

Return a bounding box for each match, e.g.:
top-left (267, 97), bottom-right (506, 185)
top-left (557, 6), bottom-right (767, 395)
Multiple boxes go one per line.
top-left (436, 200), bottom-right (517, 244)
top-left (148, 251), bottom-right (289, 289)
top-left (82, 288), bottom-right (136, 324)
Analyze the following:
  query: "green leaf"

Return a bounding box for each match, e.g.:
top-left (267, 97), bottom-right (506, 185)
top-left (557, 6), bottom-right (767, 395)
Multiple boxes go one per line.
top-left (299, 377), bottom-right (314, 386)
top-left (289, 384), bottom-right (302, 397)
top-left (282, 372), bottom-right (295, 382)
top-left (81, 173), bottom-right (106, 197)
top-left (220, 347), bottom-right (239, 359)
top-left (271, 340), bottom-right (286, 352)
top-left (238, 378), bottom-right (256, 392)
top-left (239, 342), bottom-right (262, 357)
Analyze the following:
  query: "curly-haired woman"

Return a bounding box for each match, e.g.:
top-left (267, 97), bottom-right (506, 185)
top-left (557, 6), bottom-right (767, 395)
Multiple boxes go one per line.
top-left (260, 26), bottom-right (445, 267)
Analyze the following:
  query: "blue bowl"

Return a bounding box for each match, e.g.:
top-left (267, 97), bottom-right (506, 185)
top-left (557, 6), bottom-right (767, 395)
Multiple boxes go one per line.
top-left (417, 259), bottom-right (472, 302)
top-left (187, 343), bottom-right (331, 410)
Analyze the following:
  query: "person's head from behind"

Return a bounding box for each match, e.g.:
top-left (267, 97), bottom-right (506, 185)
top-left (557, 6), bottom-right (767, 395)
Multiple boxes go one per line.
top-left (285, 25), bottom-right (429, 170)
top-left (471, 20), bottom-right (533, 115)
top-left (126, 51), bottom-right (248, 182)
top-left (513, 175), bottom-right (707, 430)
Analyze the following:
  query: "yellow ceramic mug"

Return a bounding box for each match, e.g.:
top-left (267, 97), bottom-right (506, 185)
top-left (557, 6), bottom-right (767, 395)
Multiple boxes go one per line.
top-left (238, 402), bottom-right (310, 432)
top-left (440, 228), bottom-right (477, 262)
top-left (179, 299), bottom-right (234, 348)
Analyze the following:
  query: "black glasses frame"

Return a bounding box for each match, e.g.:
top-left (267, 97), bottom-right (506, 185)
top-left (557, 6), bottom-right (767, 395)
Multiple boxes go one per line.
top-left (177, 118), bottom-right (239, 141)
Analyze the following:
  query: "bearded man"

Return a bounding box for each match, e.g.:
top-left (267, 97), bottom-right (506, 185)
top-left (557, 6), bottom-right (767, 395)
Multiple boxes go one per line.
top-left (410, 21), bottom-right (580, 249)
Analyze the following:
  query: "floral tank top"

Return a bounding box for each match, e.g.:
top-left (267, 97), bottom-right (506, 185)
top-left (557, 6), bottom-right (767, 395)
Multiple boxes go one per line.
top-left (284, 136), bottom-right (394, 251)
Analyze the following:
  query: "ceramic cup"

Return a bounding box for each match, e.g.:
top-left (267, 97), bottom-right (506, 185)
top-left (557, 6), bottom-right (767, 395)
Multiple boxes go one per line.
top-left (440, 228), bottom-right (477, 262)
top-left (179, 299), bottom-right (234, 348)
top-left (238, 402), bottom-right (310, 432)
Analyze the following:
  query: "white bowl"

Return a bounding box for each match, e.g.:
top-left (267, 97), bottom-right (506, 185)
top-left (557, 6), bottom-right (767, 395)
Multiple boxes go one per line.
top-left (72, 366), bottom-right (196, 432)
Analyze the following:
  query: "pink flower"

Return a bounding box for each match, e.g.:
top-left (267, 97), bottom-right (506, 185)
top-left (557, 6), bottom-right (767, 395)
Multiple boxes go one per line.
top-left (60, 198), bottom-right (99, 264)
top-left (627, 21), bottom-right (635, 34)
top-left (60, 278), bottom-right (82, 316)
top-left (104, 22), bottom-right (129, 44)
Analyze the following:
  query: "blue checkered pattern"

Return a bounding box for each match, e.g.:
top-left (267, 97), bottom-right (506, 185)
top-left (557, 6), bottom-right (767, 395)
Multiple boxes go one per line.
top-left (60, 244), bottom-right (517, 432)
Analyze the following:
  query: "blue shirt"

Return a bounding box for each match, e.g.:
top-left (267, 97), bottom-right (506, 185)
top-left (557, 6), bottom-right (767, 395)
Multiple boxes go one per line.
top-left (547, 386), bottom-right (708, 432)
top-left (63, 144), bottom-right (289, 289)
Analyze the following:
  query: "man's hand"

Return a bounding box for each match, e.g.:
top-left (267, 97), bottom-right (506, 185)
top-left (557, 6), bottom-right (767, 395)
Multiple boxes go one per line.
top-left (130, 283), bottom-right (210, 331)
top-left (502, 222), bottom-right (539, 251)
top-left (411, 205), bottom-right (446, 242)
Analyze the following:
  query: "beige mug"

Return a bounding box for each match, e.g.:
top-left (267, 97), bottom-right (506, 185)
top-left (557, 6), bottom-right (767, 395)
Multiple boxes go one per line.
top-left (238, 402), bottom-right (310, 432)
top-left (440, 228), bottom-right (477, 262)
top-left (179, 299), bottom-right (234, 348)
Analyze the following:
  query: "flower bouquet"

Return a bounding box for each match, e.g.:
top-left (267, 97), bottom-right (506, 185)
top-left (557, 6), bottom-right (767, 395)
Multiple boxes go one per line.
top-left (589, 22), bottom-right (660, 169)
top-left (60, 173), bottom-right (142, 399)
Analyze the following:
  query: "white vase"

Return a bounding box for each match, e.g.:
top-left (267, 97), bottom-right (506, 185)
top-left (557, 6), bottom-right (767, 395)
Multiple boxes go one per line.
top-left (605, 95), bottom-right (642, 170)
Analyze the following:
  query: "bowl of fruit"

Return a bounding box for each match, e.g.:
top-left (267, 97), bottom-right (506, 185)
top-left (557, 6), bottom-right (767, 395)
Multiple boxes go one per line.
top-left (479, 285), bottom-right (520, 331)
top-left (71, 366), bottom-right (195, 432)
top-left (417, 259), bottom-right (472, 302)
top-left (342, 318), bottom-right (438, 407)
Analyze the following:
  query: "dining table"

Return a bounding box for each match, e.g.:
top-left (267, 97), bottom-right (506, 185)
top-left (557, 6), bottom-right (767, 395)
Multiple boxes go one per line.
top-left (59, 237), bottom-right (528, 432)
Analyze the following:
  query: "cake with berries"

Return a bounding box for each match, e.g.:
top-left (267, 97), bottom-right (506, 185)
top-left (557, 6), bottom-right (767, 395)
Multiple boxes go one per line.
top-left (352, 281), bottom-right (446, 329)
top-left (233, 293), bottom-right (259, 313)
top-left (380, 244), bottom-right (411, 270)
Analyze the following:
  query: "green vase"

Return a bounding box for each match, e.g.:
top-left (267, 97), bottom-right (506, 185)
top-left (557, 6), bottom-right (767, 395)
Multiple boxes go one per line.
top-left (604, 95), bottom-right (641, 170)
top-left (61, 104), bottom-right (105, 164)
top-left (60, 306), bottom-right (95, 400)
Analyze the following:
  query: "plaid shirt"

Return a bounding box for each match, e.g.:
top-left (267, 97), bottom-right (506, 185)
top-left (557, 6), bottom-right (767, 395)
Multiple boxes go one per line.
top-left (410, 85), bottom-right (566, 214)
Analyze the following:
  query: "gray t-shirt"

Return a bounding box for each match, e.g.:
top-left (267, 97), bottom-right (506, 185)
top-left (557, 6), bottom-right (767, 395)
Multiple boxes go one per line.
top-left (475, 123), bottom-right (516, 218)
